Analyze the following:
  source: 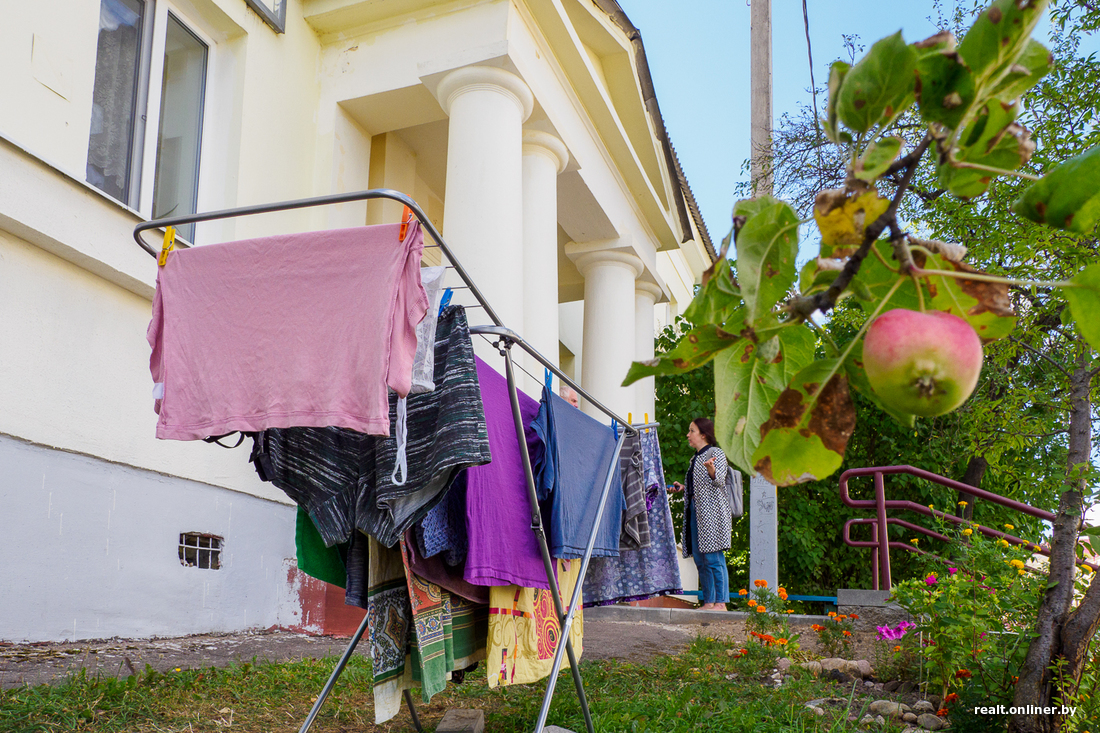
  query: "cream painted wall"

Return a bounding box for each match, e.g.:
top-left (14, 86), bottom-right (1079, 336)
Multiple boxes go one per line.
top-left (0, 228), bottom-right (285, 504)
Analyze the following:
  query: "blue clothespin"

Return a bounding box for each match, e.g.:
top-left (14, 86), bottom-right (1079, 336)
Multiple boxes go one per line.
top-left (611, 419), bottom-right (618, 438)
top-left (544, 368), bottom-right (553, 392)
top-left (438, 288), bottom-right (453, 316)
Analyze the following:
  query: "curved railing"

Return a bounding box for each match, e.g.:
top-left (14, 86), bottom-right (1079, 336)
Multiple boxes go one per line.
top-left (839, 465), bottom-right (1095, 590)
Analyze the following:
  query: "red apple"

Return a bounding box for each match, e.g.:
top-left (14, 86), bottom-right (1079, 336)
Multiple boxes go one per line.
top-left (863, 309), bottom-right (983, 417)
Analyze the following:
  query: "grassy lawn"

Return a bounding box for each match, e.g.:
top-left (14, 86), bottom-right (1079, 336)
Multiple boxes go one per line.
top-left (0, 637), bottom-right (900, 733)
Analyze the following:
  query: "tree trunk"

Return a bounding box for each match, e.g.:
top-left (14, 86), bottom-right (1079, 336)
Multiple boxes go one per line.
top-left (1009, 350), bottom-right (1094, 733)
top-left (956, 455), bottom-right (987, 522)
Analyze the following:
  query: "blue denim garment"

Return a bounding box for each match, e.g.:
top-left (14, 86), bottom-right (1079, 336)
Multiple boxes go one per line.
top-left (531, 386), bottom-right (624, 559)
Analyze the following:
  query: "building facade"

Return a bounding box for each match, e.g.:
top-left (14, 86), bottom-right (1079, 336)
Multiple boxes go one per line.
top-left (0, 0), bottom-right (714, 642)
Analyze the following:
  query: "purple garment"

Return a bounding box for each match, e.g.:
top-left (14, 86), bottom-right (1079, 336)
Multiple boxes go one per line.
top-left (463, 358), bottom-right (549, 589)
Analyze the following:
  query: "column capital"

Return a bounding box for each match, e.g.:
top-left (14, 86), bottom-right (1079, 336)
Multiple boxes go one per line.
top-left (565, 239), bottom-right (642, 279)
top-left (635, 281), bottom-right (664, 301)
top-left (437, 66), bottom-right (534, 122)
top-left (522, 129), bottom-right (568, 174)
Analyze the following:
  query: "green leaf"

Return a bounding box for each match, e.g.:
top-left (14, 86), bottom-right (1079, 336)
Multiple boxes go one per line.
top-left (1064, 264), bottom-right (1100, 350)
top-left (799, 258), bottom-right (841, 295)
top-left (988, 39), bottom-right (1052, 102)
top-left (938, 101), bottom-right (1034, 198)
top-left (836, 31), bottom-right (918, 134)
top-left (956, 0), bottom-right (1049, 89)
top-left (683, 259), bottom-right (741, 326)
top-left (923, 252), bottom-right (1017, 340)
top-left (854, 137), bottom-right (904, 181)
top-left (1012, 144), bottom-right (1100, 233)
top-left (914, 33), bottom-right (977, 129)
top-left (622, 321), bottom-right (743, 386)
top-left (844, 340), bottom-right (916, 427)
top-left (751, 358), bottom-right (857, 486)
top-left (824, 61), bottom-right (852, 143)
top-left (851, 240), bottom-right (930, 312)
top-left (714, 325), bottom-right (815, 474)
top-left (733, 196), bottom-right (800, 326)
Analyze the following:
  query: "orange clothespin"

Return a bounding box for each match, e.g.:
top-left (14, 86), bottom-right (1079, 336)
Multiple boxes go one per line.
top-left (398, 206), bottom-right (415, 240)
top-left (158, 226), bottom-right (176, 267)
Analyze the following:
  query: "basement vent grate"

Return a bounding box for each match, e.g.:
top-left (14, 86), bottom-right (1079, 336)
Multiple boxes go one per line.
top-left (179, 533), bottom-right (223, 569)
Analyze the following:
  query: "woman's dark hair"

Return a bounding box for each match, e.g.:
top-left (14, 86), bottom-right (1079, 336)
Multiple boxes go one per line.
top-left (692, 417), bottom-right (718, 446)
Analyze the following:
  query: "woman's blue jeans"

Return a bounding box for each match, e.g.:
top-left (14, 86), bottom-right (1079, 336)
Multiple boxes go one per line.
top-left (689, 499), bottom-right (729, 605)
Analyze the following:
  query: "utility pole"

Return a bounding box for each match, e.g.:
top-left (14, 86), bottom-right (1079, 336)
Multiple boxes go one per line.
top-left (748, 0), bottom-right (778, 597)
top-left (750, 0), bottom-right (773, 196)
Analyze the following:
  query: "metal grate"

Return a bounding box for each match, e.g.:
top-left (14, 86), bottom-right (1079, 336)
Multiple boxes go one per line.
top-left (179, 532), bottom-right (223, 569)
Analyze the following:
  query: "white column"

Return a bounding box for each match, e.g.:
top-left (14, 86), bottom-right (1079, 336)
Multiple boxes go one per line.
top-left (749, 475), bottom-right (779, 597)
top-left (634, 282), bottom-right (662, 424)
top-left (438, 66), bottom-right (533, 342)
top-left (573, 250), bottom-right (642, 420)
top-left (521, 130), bottom-right (568, 395)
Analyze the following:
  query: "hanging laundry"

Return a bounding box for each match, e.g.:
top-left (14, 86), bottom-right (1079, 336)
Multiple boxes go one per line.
top-left (486, 559), bottom-right (583, 688)
top-left (249, 306), bottom-right (489, 551)
top-left (399, 538), bottom-right (488, 705)
top-left (463, 358), bottom-right (550, 589)
top-left (582, 429), bottom-right (683, 606)
top-left (618, 431), bottom-right (651, 550)
top-left (415, 469), bottom-right (468, 566)
top-left (293, 506), bottom-right (347, 588)
top-left (530, 385), bottom-right (624, 559)
top-left (365, 534), bottom-right (415, 724)
top-left (358, 307), bottom-right (490, 547)
top-left (403, 527), bottom-right (489, 605)
top-left (410, 266), bottom-right (447, 394)
top-left (148, 222), bottom-right (427, 440)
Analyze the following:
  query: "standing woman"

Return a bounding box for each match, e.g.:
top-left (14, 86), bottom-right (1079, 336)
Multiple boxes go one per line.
top-left (671, 418), bottom-right (731, 610)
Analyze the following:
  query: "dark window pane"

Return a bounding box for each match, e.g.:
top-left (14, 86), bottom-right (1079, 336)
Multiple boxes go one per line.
top-left (153, 15), bottom-right (206, 243)
top-left (87, 0), bottom-right (145, 203)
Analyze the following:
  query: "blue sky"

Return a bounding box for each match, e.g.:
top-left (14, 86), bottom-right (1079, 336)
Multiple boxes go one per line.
top-left (621, 0), bottom-right (989, 240)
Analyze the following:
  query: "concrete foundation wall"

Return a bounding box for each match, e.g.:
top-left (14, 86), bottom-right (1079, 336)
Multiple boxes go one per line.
top-left (0, 434), bottom-right (299, 643)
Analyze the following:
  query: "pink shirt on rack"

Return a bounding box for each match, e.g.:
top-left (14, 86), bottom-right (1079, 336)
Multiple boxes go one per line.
top-left (147, 222), bottom-right (427, 440)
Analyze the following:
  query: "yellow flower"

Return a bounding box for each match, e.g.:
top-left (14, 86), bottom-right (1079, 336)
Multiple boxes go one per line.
top-left (1018, 569), bottom-right (1025, 575)
top-left (962, 529), bottom-right (973, 536)
top-left (928, 504), bottom-right (934, 511)
top-left (1009, 559), bottom-right (1025, 569)
top-left (998, 539), bottom-right (1011, 548)
top-left (910, 538), bottom-right (919, 545)
top-left (1004, 524), bottom-right (1015, 531)
top-left (958, 500), bottom-right (968, 507)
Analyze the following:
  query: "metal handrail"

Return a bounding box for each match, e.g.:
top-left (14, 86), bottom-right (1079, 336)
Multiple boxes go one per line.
top-left (839, 465), bottom-right (1096, 590)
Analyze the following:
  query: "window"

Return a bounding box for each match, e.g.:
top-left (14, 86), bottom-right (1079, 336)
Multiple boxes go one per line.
top-left (179, 532), bottom-right (223, 569)
top-left (88, 0), bottom-right (208, 242)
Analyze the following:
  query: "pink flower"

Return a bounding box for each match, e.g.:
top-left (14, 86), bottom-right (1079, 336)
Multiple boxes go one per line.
top-left (948, 567), bottom-right (957, 575)
top-left (925, 575), bottom-right (938, 586)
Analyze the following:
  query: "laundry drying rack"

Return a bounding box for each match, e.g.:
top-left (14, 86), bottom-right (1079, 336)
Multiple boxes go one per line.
top-left (134, 188), bottom-right (648, 733)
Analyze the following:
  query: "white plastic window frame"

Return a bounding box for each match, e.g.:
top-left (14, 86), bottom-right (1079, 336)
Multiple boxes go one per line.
top-left (136, 1), bottom-right (219, 242)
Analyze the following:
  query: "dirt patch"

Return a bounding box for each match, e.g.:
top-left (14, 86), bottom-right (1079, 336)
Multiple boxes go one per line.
top-left (0, 629), bottom-right (357, 689)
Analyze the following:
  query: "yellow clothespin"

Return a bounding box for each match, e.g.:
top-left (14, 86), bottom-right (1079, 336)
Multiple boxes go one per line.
top-left (158, 226), bottom-right (176, 267)
top-left (628, 412), bottom-right (632, 426)
top-left (644, 412), bottom-right (649, 432)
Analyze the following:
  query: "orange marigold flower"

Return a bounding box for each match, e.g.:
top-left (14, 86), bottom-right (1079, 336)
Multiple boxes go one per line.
top-left (812, 624), bottom-right (824, 632)
top-left (740, 648), bottom-right (749, 656)
top-left (837, 614), bottom-right (848, 619)
top-left (937, 708), bottom-right (949, 717)
top-left (893, 645), bottom-right (902, 652)
top-left (747, 599), bottom-right (757, 607)
top-left (756, 606), bottom-right (766, 613)
top-left (1011, 676), bottom-right (1019, 684)
top-left (786, 609), bottom-right (794, 613)
top-left (754, 579), bottom-right (768, 588)
top-left (828, 612), bottom-right (837, 618)
top-left (738, 588), bottom-right (748, 596)
top-left (850, 614), bottom-right (860, 620)
top-left (944, 693), bottom-right (960, 704)
top-left (956, 669), bottom-right (972, 679)
top-left (842, 630), bottom-right (852, 637)
top-left (776, 638), bottom-right (788, 645)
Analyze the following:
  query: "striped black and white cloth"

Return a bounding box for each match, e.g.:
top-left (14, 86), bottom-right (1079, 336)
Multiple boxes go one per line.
top-left (619, 431), bottom-right (650, 550)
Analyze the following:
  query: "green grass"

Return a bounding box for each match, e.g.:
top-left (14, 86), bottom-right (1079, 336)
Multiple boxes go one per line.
top-left (0, 637), bottom-right (912, 733)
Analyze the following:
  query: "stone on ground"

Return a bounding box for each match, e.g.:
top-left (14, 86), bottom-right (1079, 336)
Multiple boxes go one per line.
top-left (436, 709), bottom-right (485, 733)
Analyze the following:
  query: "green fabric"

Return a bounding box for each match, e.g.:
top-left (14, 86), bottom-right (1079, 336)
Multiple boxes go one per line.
top-left (295, 507), bottom-right (347, 588)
